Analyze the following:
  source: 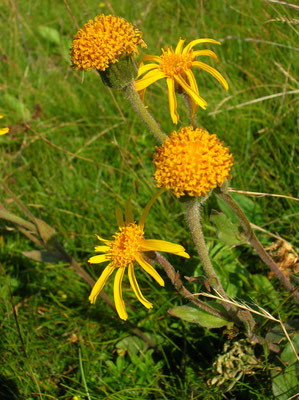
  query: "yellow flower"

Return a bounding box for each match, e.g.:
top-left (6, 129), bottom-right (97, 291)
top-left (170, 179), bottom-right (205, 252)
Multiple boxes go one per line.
top-left (135, 38), bottom-right (228, 124)
top-left (0, 115), bottom-right (9, 135)
top-left (88, 191), bottom-right (189, 320)
top-left (154, 126), bottom-right (233, 198)
top-left (71, 14), bottom-right (146, 71)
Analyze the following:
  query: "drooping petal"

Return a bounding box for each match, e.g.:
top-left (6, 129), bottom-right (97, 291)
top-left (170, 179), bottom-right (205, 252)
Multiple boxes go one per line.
top-left (135, 70), bottom-right (166, 92)
top-left (166, 77), bottom-right (179, 124)
top-left (185, 69), bottom-right (201, 116)
top-left (135, 254), bottom-right (165, 287)
top-left (174, 74), bottom-right (207, 109)
top-left (137, 63), bottom-right (159, 77)
top-left (175, 38), bottom-right (185, 55)
top-left (192, 61), bottom-right (229, 91)
top-left (88, 254), bottom-right (109, 264)
top-left (125, 198), bottom-right (134, 224)
top-left (114, 267), bottom-right (128, 320)
top-left (140, 239), bottom-right (189, 258)
top-left (192, 50), bottom-right (219, 62)
top-left (128, 263), bottom-right (152, 309)
top-left (183, 38), bottom-right (220, 55)
top-left (139, 188), bottom-right (166, 229)
top-left (94, 245), bottom-right (110, 253)
top-left (89, 264), bottom-right (115, 304)
top-left (115, 205), bottom-right (124, 227)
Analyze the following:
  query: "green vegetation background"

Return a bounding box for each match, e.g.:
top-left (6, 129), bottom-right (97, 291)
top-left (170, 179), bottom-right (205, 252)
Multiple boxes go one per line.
top-left (0, 0), bottom-right (298, 399)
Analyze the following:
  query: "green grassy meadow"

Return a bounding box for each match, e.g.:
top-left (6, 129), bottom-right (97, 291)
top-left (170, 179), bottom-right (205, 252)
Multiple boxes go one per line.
top-left (0, 0), bottom-right (298, 399)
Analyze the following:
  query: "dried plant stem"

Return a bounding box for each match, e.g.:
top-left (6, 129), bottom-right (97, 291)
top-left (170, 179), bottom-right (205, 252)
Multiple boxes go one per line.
top-left (145, 252), bottom-right (226, 320)
top-left (217, 190), bottom-right (299, 301)
top-left (123, 82), bottom-right (167, 144)
top-left (183, 92), bottom-right (198, 128)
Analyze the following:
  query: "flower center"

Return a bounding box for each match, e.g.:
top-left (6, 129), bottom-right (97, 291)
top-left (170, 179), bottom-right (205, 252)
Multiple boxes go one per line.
top-left (159, 50), bottom-right (193, 77)
top-left (109, 223), bottom-right (144, 268)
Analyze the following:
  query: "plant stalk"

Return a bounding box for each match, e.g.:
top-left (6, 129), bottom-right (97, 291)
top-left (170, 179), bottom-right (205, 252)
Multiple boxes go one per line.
top-left (123, 82), bottom-right (167, 144)
top-left (217, 190), bottom-right (299, 301)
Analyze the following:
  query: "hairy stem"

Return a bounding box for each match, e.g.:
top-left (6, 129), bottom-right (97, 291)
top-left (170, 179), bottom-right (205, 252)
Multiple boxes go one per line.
top-left (123, 82), bottom-right (167, 144)
top-left (217, 190), bottom-right (299, 302)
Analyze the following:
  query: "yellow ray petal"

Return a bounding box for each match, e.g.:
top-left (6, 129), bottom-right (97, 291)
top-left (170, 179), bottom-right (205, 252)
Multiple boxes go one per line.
top-left (94, 245), bottom-right (110, 253)
top-left (115, 205), bottom-right (124, 227)
top-left (128, 263), bottom-right (152, 309)
top-left (88, 254), bottom-right (109, 264)
top-left (0, 128), bottom-right (9, 135)
top-left (96, 235), bottom-right (111, 244)
top-left (185, 70), bottom-right (201, 116)
top-left (175, 38), bottom-right (185, 55)
top-left (177, 251), bottom-right (190, 258)
top-left (0, 115), bottom-right (3, 119)
top-left (192, 50), bottom-right (219, 62)
top-left (89, 264), bottom-right (114, 304)
top-left (192, 61), bottom-right (229, 91)
top-left (166, 77), bottom-right (179, 124)
top-left (140, 239), bottom-right (189, 256)
top-left (139, 188), bottom-right (166, 229)
top-left (135, 254), bottom-right (164, 287)
top-left (141, 55), bottom-right (162, 64)
top-left (114, 267), bottom-right (128, 320)
top-left (183, 38), bottom-right (220, 55)
top-left (174, 75), bottom-right (207, 109)
top-left (125, 198), bottom-right (134, 224)
top-left (137, 63), bottom-right (159, 77)
top-left (135, 70), bottom-right (166, 92)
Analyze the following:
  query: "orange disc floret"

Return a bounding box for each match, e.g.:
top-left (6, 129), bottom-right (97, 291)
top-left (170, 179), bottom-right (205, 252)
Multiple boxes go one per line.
top-left (154, 126), bottom-right (233, 198)
top-left (70, 14), bottom-right (146, 71)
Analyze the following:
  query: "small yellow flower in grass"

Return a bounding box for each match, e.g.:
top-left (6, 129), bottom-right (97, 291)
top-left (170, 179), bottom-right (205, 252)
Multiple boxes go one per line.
top-left (154, 126), bottom-right (233, 198)
top-left (88, 191), bottom-right (189, 320)
top-left (0, 115), bottom-right (9, 135)
top-left (135, 38), bottom-right (228, 124)
top-left (70, 14), bottom-right (146, 72)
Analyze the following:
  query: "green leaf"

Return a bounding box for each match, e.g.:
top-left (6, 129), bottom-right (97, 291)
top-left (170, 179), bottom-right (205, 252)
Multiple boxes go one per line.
top-left (38, 26), bottom-right (60, 45)
top-left (168, 304), bottom-right (233, 329)
top-left (210, 210), bottom-right (244, 246)
top-left (116, 336), bottom-right (148, 357)
top-left (271, 365), bottom-right (298, 400)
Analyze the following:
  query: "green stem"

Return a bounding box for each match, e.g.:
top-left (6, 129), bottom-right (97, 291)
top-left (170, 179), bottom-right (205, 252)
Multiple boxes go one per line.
top-left (123, 82), bottom-right (167, 144)
top-left (184, 197), bottom-right (256, 330)
top-left (184, 198), bottom-right (234, 312)
top-left (217, 190), bottom-right (299, 302)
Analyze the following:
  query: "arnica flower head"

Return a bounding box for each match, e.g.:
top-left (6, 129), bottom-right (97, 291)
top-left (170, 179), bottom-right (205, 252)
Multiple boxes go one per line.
top-left (88, 191), bottom-right (189, 320)
top-left (135, 38), bottom-right (228, 124)
top-left (0, 115), bottom-right (9, 135)
top-left (70, 14), bottom-right (146, 72)
top-left (154, 126), bottom-right (233, 198)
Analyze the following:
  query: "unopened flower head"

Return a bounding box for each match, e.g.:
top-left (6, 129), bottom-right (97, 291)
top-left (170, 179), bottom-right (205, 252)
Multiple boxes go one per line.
top-left (154, 126), bottom-right (233, 198)
top-left (0, 115), bottom-right (9, 136)
top-left (88, 191), bottom-right (189, 320)
top-left (71, 14), bottom-right (146, 71)
top-left (135, 38), bottom-right (228, 124)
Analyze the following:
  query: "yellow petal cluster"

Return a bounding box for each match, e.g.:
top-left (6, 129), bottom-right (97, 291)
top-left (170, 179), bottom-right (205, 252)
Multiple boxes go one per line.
top-left (88, 192), bottom-right (189, 320)
top-left (70, 14), bottom-right (146, 71)
top-left (154, 126), bottom-right (233, 198)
